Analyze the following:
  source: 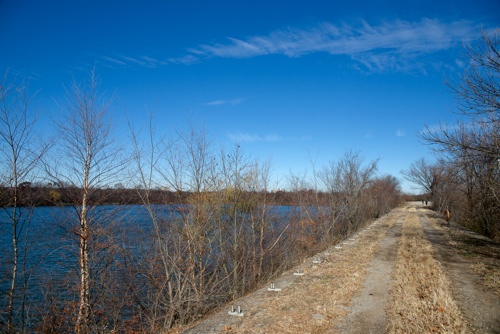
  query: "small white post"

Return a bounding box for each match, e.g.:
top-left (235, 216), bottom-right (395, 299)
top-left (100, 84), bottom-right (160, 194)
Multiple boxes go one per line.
top-left (294, 269), bottom-right (305, 276)
top-left (228, 305), bottom-right (244, 316)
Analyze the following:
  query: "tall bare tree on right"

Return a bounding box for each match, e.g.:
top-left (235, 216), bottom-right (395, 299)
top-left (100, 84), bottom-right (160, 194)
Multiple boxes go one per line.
top-left (421, 30), bottom-right (500, 239)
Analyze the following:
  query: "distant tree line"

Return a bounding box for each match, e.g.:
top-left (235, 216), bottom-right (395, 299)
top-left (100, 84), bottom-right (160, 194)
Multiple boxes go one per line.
top-left (0, 185), bottom-right (188, 207)
top-left (0, 185), bottom-right (397, 208)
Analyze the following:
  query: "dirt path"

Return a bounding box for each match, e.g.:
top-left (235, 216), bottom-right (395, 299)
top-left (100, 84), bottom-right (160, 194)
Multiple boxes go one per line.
top-left (336, 217), bottom-right (402, 333)
top-left (180, 203), bottom-right (499, 333)
top-left (420, 208), bottom-right (500, 333)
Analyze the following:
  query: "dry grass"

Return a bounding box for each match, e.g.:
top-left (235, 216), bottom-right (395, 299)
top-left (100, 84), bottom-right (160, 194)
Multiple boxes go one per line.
top-left (386, 213), bottom-right (468, 333)
top-left (471, 262), bottom-right (500, 294)
top-left (428, 217), bottom-right (500, 297)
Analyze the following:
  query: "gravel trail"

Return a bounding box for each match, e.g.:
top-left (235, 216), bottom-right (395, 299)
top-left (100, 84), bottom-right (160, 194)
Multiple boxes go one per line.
top-left (180, 203), bottom-right (499, 333)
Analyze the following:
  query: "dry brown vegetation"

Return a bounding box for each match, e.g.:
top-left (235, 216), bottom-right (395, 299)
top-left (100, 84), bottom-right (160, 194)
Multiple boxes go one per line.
top-left (471, 262), bottom-right (500, 295)
top-left (182, 209), bottom-right (401, 333)
top-left (427, 214), bottom-right (500, 297)
top-left (386, 207), bottom-right (467, 333)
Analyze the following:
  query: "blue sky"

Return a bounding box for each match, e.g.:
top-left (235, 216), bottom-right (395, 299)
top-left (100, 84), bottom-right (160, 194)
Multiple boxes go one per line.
top-left (1, 0), bottom-right (499, 193)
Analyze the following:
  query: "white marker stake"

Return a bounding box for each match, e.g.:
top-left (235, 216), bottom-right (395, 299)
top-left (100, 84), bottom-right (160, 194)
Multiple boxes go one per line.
top-left (228, 305), bottom-right (244, 316)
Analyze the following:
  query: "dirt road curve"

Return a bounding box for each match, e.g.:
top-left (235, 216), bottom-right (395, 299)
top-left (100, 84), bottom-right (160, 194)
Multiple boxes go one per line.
top-left (181, 203), bottom-right (499, 333)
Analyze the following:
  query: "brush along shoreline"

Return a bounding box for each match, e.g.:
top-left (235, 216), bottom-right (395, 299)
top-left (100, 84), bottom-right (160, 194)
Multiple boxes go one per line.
top-left (181, 202), bottom-right (499, 334)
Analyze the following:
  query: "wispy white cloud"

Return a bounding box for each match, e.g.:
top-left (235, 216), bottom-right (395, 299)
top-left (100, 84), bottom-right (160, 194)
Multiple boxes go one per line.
top-left (102, 55), bottom-right (165, 68)
top-left (228, 132), bottom-right (312, 143)
top-left (164, 54), bottom-right (199, 65)
top-left (187, 19), bottom-right (477, 71)
top-left (396, 129), bottom-right (405, 137)
top-left (202, 97), bottom-right (246, 106)
top-left (454, 59), bottom-right (466, 68)
top-left (102, 56), bottom-right (127, 66)
top-left (228, 132), bottom-right (284, 143)
top-left (103, 18), bottom-right (479, 72)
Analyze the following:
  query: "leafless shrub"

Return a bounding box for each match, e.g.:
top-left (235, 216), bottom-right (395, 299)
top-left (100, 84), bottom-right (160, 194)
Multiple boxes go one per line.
top-left (319, 150), bottom-right (379, 237)
top-left (127, 122), bottom-right (321, 331)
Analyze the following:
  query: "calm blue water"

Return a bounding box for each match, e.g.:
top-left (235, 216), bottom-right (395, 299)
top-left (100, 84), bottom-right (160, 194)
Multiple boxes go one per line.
top-left (0, 204), bottom-right (309, 299)
top-left (0, 203), bottom-right (324, 331)
top-left (0, 205), bottom-right (171, 304)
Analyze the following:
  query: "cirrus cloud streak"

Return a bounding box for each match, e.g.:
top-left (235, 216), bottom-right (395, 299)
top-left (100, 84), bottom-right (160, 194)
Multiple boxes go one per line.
top-left (103, 18), bottom-right (480, 72)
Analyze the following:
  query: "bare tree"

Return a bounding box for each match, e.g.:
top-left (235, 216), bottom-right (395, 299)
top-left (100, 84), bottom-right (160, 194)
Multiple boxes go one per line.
top-left (422, 30), bottom-right (499, 182)
top-left (319, 150), bottom-right (378, 235)
top-left (46, 69), bottom-right (124, 333)
top-left (0, 71), bottom-right (49, 332)
top-left (365, 175), bottom-right (402, 218)
top-left (401, 158), bottom-right (448, 199)
top-left (420, 30), bottom-right (500, 238)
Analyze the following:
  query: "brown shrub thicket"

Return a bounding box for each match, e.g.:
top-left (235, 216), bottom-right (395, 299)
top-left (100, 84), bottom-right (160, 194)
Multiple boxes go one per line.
top-left (417, 31), bottom-right (500, 240)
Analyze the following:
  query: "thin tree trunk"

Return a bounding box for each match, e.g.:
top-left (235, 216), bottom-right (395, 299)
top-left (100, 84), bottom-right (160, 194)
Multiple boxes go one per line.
top-left (7, 184), bottom-right (19, 332)
top-left (7, 213), bottom-right (18, 332)
top-left (76, 175), bottom-right (91, 333)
